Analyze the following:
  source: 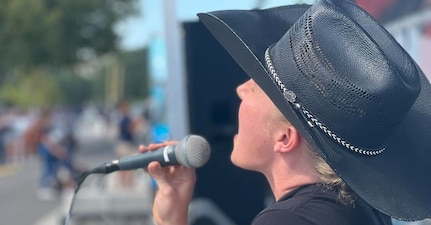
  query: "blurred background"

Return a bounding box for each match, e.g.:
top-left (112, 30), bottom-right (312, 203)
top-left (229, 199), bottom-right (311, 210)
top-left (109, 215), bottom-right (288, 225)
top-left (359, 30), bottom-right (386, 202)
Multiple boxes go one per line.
top-left (0, 0), bottom-right (430, 225)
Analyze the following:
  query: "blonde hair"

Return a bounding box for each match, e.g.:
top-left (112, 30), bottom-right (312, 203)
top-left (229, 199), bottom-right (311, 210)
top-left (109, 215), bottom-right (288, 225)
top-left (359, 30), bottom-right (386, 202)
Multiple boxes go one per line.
top-left (307, 146), bottom-right (357, 205)
top-left (272, 107), bottom-right (356, 205)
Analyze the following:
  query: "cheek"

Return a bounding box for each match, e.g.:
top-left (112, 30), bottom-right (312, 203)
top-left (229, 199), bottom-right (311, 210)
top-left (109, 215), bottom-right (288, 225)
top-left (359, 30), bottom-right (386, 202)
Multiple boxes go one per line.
top-left (232, 102), bottom-right (272, 169)
top-left (238, 102), bottom-right (261, 131)
top-left (232, 104), bottom-right (254, 158)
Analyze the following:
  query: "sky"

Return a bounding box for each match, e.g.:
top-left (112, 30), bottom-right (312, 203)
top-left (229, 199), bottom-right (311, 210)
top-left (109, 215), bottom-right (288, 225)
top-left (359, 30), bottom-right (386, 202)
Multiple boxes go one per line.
top-left (116, 0), bottom-right (316, 51)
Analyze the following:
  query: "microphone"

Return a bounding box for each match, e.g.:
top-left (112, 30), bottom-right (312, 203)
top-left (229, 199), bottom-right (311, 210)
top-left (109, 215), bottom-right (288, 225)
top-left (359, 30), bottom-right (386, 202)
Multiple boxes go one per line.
top-left (95, 135), bottom-right (211, 174)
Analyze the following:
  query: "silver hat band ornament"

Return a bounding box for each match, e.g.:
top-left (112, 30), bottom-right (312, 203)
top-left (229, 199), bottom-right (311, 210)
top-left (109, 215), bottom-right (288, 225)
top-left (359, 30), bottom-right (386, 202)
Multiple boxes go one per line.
top-left (264, 47), bottom-right (385, 156)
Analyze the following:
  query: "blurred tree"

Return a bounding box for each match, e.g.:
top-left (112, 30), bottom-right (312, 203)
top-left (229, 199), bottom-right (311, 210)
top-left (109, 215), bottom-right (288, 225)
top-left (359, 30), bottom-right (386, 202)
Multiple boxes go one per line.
top-left (0, 0), bottom-right (140, 107)
top-left (0, 0), bottom-right (138, 69)
top-left (0, 69), bottom-right (63, 107)
top-left (51, 68), bottom-right (94, 106)
top-left (121, 48), bottom-right (149, 101)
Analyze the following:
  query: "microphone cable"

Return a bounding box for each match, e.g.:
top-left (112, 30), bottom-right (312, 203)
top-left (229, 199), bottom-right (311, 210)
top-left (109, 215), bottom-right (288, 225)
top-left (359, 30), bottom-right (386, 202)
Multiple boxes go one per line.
top-left (63, 166), bottom-right (107, 225)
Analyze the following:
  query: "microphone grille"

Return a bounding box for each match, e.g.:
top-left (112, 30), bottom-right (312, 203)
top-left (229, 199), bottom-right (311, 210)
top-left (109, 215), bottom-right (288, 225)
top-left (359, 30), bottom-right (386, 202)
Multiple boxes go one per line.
top-left (175, 135), bottom-right (211, 168)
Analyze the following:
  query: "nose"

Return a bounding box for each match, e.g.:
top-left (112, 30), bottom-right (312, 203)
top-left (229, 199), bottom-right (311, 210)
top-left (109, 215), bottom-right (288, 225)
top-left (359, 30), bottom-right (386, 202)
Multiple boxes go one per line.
top-left (236, 79), bottom-right (252, 99)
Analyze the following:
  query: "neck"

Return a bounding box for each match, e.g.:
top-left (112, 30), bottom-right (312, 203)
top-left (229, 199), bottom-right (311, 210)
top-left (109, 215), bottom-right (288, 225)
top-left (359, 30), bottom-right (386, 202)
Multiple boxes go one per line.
top-left (263, 151), bottom-right (320, 201)
top-left (268, 173), bottom-right (319, 201)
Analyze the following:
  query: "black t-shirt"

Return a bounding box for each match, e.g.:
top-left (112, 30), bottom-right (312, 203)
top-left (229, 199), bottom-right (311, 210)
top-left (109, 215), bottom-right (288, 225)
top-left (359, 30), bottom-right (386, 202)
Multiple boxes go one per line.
top-left (252, 184), bottom-right (392, 225)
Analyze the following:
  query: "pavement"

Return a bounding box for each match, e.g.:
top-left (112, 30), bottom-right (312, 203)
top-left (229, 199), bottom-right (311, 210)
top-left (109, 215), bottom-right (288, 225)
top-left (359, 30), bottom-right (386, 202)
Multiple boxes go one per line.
top-left (0, 156), bottom-right (63, 225)
top-left (30, 138), bottom-right (156, 225)
top-left (0, 134), bottom-right (156, 225)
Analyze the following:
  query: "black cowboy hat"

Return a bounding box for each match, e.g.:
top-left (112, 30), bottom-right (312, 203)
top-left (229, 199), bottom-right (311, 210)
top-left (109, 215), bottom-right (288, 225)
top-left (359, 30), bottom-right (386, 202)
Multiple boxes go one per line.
top-left (198, 0), bottom-right (431, 221)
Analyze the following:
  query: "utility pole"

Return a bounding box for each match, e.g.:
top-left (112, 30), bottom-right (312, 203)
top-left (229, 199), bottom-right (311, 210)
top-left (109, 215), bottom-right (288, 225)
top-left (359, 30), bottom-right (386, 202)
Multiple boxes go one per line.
top-left (162, 0), bottom-right (189, 140)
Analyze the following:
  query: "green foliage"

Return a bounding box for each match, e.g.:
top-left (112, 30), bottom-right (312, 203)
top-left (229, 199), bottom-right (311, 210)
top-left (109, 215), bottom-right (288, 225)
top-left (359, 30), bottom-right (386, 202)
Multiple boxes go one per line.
top-left (0, 0), bottom-right (138, 69)
top-left (0, 0), bottom-right (142, 107)
top-left (121, 48), bottom-right (149, 101)
top-left (50, 68), bottom-right (94, 106)
top-left (0, 69), bottom-right (64, 107)
top-left (0, 66), bottom-right (101, 107)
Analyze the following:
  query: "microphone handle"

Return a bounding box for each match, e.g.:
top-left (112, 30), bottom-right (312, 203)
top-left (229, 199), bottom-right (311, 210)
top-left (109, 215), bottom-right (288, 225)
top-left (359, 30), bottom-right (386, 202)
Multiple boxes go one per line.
top-left (118, 146), bottom-right (179, 170)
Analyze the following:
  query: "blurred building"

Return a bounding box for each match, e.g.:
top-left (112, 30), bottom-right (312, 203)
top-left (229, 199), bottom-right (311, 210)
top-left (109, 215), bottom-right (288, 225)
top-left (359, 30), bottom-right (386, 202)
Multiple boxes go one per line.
top-left (356, 0), bottom-right (424, 23)
top-left (357, 0), bottom-right (431, 79)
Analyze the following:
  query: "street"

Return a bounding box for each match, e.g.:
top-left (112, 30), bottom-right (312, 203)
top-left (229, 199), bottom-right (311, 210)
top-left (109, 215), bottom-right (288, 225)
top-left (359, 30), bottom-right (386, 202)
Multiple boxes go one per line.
top-left (0, 159), bottom-right (61, 225)
top-left (0, 138), bottom-right (117, 225)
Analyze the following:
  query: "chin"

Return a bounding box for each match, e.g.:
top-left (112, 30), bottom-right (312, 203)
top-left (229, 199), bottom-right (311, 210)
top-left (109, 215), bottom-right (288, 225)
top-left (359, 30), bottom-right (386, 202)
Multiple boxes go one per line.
top-left (230, 151), bottom-right (241, 167)
top-left (230, 153), bottom-right (250, 170)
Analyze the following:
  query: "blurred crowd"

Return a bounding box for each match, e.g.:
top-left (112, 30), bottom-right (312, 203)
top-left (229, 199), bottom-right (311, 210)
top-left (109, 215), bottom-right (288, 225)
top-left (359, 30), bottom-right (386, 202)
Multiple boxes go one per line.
top-left (0, 105), bottom-right (84, 165)
top-left (0, 101), bottom-right (159, 200)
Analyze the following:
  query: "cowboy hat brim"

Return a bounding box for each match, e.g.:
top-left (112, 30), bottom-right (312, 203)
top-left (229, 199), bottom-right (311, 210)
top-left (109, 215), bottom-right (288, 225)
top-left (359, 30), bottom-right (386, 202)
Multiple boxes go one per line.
top-left (198, 1), bottom-right (431, 221)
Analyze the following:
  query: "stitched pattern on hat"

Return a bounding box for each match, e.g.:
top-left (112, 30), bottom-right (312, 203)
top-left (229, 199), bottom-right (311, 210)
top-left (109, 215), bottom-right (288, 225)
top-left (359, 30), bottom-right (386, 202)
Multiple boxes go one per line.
top-left (264, 47), bottom-right (385, 156)
top-left (290, 11), bottom-right (383, 121)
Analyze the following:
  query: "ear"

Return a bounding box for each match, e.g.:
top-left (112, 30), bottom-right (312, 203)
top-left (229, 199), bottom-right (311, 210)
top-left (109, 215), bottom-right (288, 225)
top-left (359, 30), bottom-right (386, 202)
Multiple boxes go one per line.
top-left (273, 125), bottom-right (301, 153)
